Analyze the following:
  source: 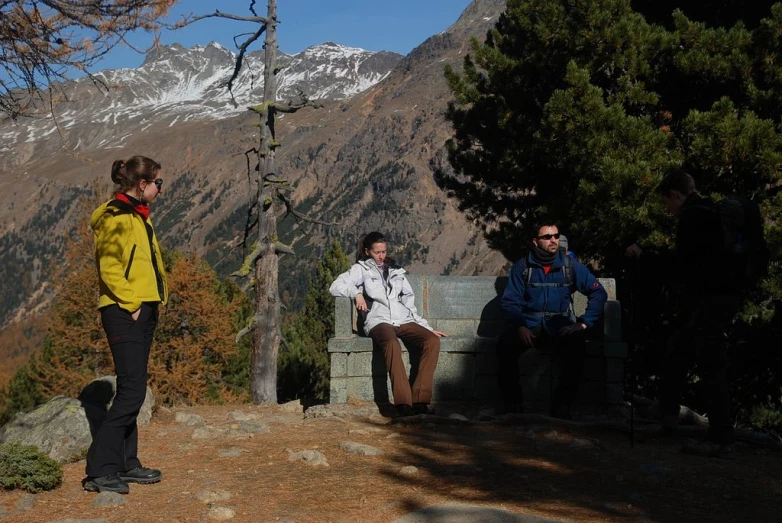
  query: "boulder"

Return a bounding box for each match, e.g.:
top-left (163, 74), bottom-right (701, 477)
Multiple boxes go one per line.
top-left (0, 376), bottom-right (154, 463)
top-left (0, 396), bottom-right (91, 463)
top-left (79, 376), bottom-right (154, 427)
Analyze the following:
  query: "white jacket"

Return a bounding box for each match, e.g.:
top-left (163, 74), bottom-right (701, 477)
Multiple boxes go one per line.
top-left (330, 259), bottom-right (432, 335)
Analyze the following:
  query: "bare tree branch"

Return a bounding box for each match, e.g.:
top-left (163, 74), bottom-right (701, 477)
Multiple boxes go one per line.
top-left (278, 192), bottom-right (340, 226)
top-left (1, 0), bottom-right (176, 119)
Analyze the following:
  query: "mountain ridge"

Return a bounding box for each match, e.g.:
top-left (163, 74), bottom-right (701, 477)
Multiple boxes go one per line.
top-left (0, 0), bottom-right (509, 327)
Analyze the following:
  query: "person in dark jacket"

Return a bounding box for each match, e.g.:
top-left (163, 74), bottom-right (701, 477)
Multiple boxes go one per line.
top-left (498, 221), bottom-right (608, 418)
top-left (626, 168), bottom-right (740, 456)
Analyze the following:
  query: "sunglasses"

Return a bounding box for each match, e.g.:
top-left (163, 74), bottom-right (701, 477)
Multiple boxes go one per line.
top-left (536, 233), bottom-right (561, 240)
top-left (145, 178), bottom-right (163, 189)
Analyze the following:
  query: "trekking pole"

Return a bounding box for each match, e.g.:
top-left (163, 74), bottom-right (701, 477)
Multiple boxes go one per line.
top-left (626, 259), bottom-right (637, 448)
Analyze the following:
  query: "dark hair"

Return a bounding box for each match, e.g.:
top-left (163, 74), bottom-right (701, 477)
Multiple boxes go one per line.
top-left (110, 156), bottom-right (161, 190)
top-left (528, 219), bottom-right (558, 241)
top-left (356, 231), bottom-right (388, 263)
top-left (656, 168), bottom-right (696, 197)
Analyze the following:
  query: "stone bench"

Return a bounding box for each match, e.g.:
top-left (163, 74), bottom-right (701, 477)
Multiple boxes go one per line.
top-left (327, 275), bottom-right (626, 412)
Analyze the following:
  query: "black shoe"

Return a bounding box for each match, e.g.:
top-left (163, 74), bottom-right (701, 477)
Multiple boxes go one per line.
top-left (83, 473), bottom-right (130, 494)
top-left (396, 404), bottom-right (414, 417)
top-left (119, 466), bottom-right (162, 484)
top-left (413, 403), bottom-right (433, 415)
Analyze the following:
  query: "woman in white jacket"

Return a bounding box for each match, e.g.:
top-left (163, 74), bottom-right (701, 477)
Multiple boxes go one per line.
top-left (330, 232), bottom-right (445, 417)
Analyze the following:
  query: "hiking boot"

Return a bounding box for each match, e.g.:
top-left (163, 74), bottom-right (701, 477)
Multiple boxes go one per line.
top-left (413, 403), bottom-right (433, 415)
top-left (682, 439), bottom-right (733, 458)
top-left (119, 466), bottom-right (162, 484)
top-left (83, 473), bottom-right (130, 494)
top-left (396, 404), bottom-right (414, 418)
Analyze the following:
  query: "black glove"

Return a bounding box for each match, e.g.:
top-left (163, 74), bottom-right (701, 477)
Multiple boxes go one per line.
top-left (558, 322), bottom-right (585, 336)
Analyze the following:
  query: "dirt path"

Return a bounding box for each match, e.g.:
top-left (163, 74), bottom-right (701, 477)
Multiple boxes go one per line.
top-left (1, 401), bottom-right (780, 522)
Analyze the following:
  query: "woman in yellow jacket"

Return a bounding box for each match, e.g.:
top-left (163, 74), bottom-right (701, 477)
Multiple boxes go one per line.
top-left (84, 156), bottom-right (168, 494)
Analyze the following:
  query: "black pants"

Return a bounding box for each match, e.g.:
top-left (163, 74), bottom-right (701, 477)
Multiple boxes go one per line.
top-left (659, 297), bottom-right (738, 444)
top-left (86, 302), bottom-right (158, 478)
top-left (496, 324), bottom-right (586, 408)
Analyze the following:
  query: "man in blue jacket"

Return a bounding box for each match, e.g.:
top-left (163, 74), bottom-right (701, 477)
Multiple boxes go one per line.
top-left (498, 221), bottom-right (607, 418)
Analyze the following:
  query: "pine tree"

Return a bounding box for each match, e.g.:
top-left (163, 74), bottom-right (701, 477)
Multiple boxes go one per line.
top-left (279, 240), bottom-right (350, 401)
top-left (442, 0), bottom-right (782, 428)
top-left (149, 251), bottom-right (249, 405)
top-left (32, 204), bottom-right (108, 399)
top-left (442, 0), bottom-right (782, 267)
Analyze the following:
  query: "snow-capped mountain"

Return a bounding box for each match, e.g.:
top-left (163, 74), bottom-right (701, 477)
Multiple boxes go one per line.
top-left (0, 41), bottom-right (401, 157)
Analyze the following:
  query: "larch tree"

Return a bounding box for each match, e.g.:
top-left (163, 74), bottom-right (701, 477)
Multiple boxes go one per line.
top-left (0, 0), bottom-right (177, 119)
top-left (149, 251), bottom-right (249, 405)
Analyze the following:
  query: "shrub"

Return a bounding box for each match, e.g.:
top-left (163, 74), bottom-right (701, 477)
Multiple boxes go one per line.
top-left (0, 443), bottom-right (63, 493)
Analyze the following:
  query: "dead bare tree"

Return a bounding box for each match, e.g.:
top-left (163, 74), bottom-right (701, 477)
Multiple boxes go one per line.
top-left (179, 0), bottom-right (327, 404)
top-left (0, 0), bottom-right (177, 120)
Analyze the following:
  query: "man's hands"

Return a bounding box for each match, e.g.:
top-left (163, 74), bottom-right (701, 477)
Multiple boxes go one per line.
top-left (432, 330), bottom-right (447, 338)
top-left (559, 322), bottom-right (586, 336)
top-left (518, 326), bottom-right (536, 348)
top-left (355, 294), bottom-right (368, 312)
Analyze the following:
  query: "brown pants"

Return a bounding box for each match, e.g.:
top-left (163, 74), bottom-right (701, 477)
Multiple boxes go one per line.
top-left (369, 322), bottom-right (440, 406)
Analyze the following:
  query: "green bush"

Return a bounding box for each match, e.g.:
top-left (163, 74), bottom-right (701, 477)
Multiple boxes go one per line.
top-left (0, 443), bottom-right (63, 493)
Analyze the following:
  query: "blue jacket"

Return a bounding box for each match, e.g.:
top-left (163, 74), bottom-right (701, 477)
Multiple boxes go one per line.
top-left (501, 250), bottom-right (607, 334)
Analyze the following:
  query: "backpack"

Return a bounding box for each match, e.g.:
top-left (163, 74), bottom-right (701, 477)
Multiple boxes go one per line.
top-left (519, 253), bottom-right (576, 317)
top-left (717, 196), bottom-right (770, 288)
top-left (519, 254), bottom-right (575, 289)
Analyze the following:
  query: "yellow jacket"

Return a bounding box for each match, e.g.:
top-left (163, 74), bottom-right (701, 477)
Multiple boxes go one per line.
top-left (90, 198), bottom-right (168, 312)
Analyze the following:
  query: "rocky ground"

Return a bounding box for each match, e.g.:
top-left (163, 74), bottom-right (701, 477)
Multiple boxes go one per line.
top-left (0, 399), bottom-right (780, 522)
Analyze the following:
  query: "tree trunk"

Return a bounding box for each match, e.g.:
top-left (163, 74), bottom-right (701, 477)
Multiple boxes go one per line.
top-left (251, 0), bottom-right (280, 404)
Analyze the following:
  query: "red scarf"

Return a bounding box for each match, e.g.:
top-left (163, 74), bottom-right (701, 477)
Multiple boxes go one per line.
top-left (115, 192), bottom-right (150, 220)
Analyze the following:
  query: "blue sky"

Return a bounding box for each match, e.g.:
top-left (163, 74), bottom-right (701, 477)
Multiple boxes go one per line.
top-left (102, 0), bottom-right (474, 70)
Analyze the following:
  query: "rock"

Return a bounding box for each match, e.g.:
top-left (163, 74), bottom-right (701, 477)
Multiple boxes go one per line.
top-left (392, 502), bottom-right (564, 522)
top-left (349, 429), bottom-right (371, 436)
top-left (339, 441), bottom-right (383, 456)
top-left (195, 490), bottom-right (232, 504)
top-left (227, 410), bottom-right (260, 421)
top-left (175, 412), bottom-right (206, 427)
top-left (276, 400), bottom-right (304, 414)
top-left (399, 466), bottom-right (418, 476)
top-left (15, 493), bottom-right (35, 512)
top-left (47, 519), bottom-right (111, 523)
top-left (207, 506), bottom-right (236, 520)
top-left (0, 397), bottom-right (91, 463)
top-left (79, 376), bottom-right (154, 426)
top-left (0, 377), bottom-right (155, 463)
top-left (192, 427), bottom-right (224, 440)
top-left (238, 420), bottom-right (269, 434)
top-left (286, 448), bottom-right (329, 467)
top-left (218, 447), bottom-right (246, 458)
top-left (569, 438), bottom-right (595, 449)
top-left (91, 492), bottom-right (126, 507)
